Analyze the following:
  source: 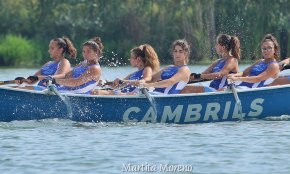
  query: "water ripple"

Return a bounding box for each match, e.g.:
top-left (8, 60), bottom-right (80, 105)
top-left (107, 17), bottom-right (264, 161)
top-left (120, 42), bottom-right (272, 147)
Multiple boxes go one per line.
top-left (0, 119), bottom-right (290, 173)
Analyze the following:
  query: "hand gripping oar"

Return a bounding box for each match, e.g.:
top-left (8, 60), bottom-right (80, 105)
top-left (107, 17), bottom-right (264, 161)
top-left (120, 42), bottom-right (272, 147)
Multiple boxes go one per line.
top-left (187, 73), bottom-right (211, 84)
top-left (227, 80), bottom-right (243, 120)
top-left (46, 81), bottom-right (72, 119)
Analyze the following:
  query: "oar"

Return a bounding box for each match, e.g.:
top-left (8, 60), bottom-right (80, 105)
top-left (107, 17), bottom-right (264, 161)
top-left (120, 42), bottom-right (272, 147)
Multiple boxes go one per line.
top-left (0, 80), bottom-right (17, 85)
top-left (140, 87), bottom-right (157, 117)
top-left (227, 80), bottom-right (243, 120)
top-left (187, 73), bottom-right (211, 84)
top-left (0, 77), bottom-right (27, 85)
top-left (187, 79), bottom-right (211, 84)
top-left (47, 82), bottom-right (72, 119)
top-left (101, 80), bottom-right (124, 86)
top-left (0, 76), bottom-right (41, 86)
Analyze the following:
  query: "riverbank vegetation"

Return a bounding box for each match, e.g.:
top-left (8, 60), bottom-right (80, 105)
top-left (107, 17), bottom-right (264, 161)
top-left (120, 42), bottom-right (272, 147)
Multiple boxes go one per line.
top-left (0, 0), bottom-right (289, 67)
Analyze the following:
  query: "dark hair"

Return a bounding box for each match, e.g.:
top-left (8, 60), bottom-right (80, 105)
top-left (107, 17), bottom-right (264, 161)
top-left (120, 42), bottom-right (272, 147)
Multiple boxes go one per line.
top-left (53, 37), bottom-right (77, 58)
top-left (217, 34), bottom-right (241, 59)
top-left (261, 34), bottom-right (280, 60)
top-left (131, 44), bottom-right (160, 72)
top-left (83, 36), bottom-right (104, 57)
top-left (171, 39), bottom-right (191, 63)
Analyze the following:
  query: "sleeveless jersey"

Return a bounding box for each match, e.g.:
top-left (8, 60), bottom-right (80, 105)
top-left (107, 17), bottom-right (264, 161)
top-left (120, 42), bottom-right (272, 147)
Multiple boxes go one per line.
top-left (121, 68), bottom-right (144, 93)
top-left (57, 63), bottom-right (99, 94)
top-left (239, 60), bottom-right (277, 88)
top-left (209, 59), bottom-right (236, 90)
top-left (38, 61), bottom-right (60, 87)
top-left (154, 65), bottom-right (188, 94)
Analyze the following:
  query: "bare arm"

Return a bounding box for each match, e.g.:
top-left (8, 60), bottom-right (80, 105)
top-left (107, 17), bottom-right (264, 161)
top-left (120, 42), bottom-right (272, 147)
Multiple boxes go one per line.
top-left (201, 58), bottom-right (238, 80)
top-left (122, 66), bottom-right (153, 86)
top-left (279, 57), bottom-right (290, 70)
top-left (38, 59), bottom-right (71, 80)
top-left (279, 58), bottom-right (290, 65)
top-left (202, 60), bottom-right (219, 74)
top-left (228, 60), bottom-right (261, 79)
top-left (242, 60), bottom-right (262, 77)
top-left (149, 66), bottom-right (170, 83)
top-left (34, 61), bottom-right (51, 76)
top-left (55, 66), bottom-right (101, 87)
top-left (144, 66), bottom-right (190, 88)
top-left (64, 63), bottom-right (84, 79)
top-left (52, 59), bottom-right (71, 78)
top-left (228, 63), bottom-right (279, 83)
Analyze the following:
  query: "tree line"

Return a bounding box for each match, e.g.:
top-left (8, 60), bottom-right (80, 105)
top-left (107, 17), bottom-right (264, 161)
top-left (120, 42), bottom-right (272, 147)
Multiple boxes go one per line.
top-left (0, 0), bottom-right (289, 67)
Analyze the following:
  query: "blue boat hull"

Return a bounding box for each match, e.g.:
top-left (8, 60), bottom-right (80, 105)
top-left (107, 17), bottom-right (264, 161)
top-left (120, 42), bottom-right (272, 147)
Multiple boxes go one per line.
top-left (0, 85), bottom-right (289, 123)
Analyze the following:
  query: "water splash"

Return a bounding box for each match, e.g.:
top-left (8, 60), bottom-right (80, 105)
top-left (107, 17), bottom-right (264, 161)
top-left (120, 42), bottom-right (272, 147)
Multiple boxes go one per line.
top-left (101, 50), bottom-right (127, 67)
top-left (47, 85), bottom-right (73, 119)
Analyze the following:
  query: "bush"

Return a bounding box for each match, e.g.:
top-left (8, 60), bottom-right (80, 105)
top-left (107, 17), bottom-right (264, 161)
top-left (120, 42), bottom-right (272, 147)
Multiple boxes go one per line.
top-left (0, 34), bottom-right (42, 67)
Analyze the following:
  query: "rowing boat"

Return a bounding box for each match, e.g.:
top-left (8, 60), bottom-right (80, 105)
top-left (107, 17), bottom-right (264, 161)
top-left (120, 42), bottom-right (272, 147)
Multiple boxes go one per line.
top-left (0, 84), bottom-right (289, 123)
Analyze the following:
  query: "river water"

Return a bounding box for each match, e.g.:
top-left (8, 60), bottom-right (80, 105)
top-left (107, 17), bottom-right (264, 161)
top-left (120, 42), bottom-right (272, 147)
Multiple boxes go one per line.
top-left (0, 65), bottom-right (290, 174)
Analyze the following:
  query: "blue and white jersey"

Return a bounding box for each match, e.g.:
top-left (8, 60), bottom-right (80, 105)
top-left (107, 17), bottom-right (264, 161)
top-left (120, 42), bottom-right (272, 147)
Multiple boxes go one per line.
top-left (38, 61), bottom-right (60, 87)
top-left (57, 63), bottom-right (99, 94)
top-left (121, 68), bottom-right (144, 93)
top-left (154, 65), bottom-right (188, 94)
top-left (239, 60), bottom-right (277, 88)
top-left (209, 59), bottom-right (235, 90)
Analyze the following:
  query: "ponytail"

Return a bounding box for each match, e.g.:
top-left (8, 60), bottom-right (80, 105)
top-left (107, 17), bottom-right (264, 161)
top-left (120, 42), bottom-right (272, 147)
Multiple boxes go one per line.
top-left (131, 44), bottom-right (160, 72)
top-left (62, 37), bottom-right (77, 58)
top-left (230, 36), bottom-right (241, 59)
top-left (217, 34), bottom-right (240, 59)
top-left (53, 37), bottom-right (77, 59)
top-left (140, 44), bottom-right (160, 72)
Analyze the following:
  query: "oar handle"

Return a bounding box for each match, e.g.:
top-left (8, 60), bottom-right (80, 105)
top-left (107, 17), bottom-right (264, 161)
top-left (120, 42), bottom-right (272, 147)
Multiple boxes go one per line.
top-left (188, 72), bottom-right (212, 84)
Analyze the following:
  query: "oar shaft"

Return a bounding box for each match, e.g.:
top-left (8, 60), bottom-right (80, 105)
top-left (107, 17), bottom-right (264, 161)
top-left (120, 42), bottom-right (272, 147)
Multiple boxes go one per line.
top-left (0, 80), bottom-right (16, 85)
top-left (187, 79), bottom-right (211, 84)
top-left (103, 80), bottom-right (123, 86)
top-left (231, 85), bottom-right (241, 104)
top-left (228, 83), bottom-right (243, 119)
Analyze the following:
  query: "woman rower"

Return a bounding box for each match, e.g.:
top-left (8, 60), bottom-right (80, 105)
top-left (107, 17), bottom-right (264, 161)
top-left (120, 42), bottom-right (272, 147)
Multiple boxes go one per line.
top-left (53, 37), bottom-right (103, 94)
top-left (142, 39), bottom-right (191, 94)
top-left (228, 34), bottom-right (280, 88)
top-left (15, 37), bottom-right (77, 90)
top-left (181, 34), bottom-right (240, 93)
top-left (91, 44), bottom-right (160, 95)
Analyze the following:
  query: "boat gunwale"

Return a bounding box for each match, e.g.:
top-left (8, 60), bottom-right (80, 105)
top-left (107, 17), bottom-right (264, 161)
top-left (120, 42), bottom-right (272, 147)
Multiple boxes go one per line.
top-left (0, 84), bottom-right (290, 99)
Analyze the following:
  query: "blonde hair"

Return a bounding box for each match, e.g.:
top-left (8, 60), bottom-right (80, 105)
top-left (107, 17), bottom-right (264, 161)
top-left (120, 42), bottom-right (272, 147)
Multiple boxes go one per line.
top-left (131, 44), bottom-right (160, 72)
